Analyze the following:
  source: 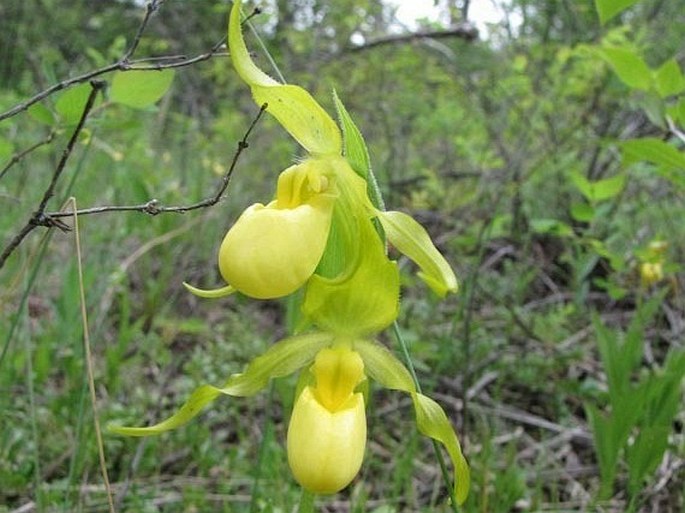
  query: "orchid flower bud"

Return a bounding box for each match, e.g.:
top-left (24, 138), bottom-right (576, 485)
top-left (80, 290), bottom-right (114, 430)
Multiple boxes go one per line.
top-left (287, 346), bottom-right (366, 494)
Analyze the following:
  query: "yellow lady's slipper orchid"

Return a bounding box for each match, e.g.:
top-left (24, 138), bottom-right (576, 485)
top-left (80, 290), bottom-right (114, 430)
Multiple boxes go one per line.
top-left (109, 334), bottom-right (469, 503)
top-left (638, 239), bottom-right (667, 287)
top-left (287, 346), bottom-right (366, 494)
top-left (640, 261), bottom-right (663, 286)
top-left (112, 1), bottom-right (470, 507)
top-left (185, 0), bottom-right (458, 302)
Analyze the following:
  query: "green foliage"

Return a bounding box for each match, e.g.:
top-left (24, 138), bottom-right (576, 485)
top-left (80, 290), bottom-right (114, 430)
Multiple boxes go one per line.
top-left (595, 0), bottom-right (641, 25)
top-left (586, 297), bottom-right (685, 501)
top-left (2, 0), bottom-right (685, 510)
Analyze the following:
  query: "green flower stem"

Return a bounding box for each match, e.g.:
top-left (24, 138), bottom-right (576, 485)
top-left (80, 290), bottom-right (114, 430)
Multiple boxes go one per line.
top-left (392, 321), bottom-right (460, 513)
top-left (297, 489), bottom-right (315, 513)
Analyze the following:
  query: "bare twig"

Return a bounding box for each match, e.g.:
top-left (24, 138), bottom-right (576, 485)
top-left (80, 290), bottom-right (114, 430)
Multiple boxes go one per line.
top-left (46, 103), bottom-right (267, 219)
top-left (0, 131), bottom-right (56, 181)
top-left (122, 0), bottom-right (165, 63)
top-left (0, 1), bottom-right (161, 122)
top-left (0, 6), bottom-right (262, 123)
top-left (0, 81), bottom-right (103, 269)
top-left (345, 26), bottom-right (479, 54)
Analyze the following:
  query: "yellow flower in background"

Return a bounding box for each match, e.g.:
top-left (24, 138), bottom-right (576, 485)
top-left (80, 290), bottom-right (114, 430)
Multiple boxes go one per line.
top-left (640, 262), bottom-right (663, 286)
top-left (639, 239), bottom-right (667, 287)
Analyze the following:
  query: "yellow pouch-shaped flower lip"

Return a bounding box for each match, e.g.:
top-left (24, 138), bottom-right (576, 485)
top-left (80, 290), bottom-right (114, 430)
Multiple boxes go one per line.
top-left (186, 159), bottom-right (336, 300)
top-left (218, 192), bottom-right (334, 299)
top-left (375, 209), bottom-right (458, 297)
top-left (288, 345), bottom-right (367, 494)
top-left (287, 386), bottom-right (366, 494)
top-left (229, 0), bottom-right (341, 156)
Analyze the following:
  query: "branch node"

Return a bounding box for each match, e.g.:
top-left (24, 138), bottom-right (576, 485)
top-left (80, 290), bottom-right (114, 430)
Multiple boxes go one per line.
top-left (144, 199), bottom-right (161, 215)
top-left (30, 212), bottom-right (72, 232)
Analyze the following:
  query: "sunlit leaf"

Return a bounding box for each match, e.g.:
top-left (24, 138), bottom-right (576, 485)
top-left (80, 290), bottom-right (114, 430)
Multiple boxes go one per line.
top-left (530, 218), bottom-right (575, 237)
top-left (333, 90), bottom-right (385, 211)
top-left (110, 69), bottom-right (175, 109)
top-left (56, 83), bottom-right (94, 124)
top-left (622, 138), bottom-right (685, 170)
top-left (333, 91), bottom-right (370, 180)
top-left (654, 58), bottom-right (685, 98)
top-left (28, 103), bottom-right (55, 126)
top-left (599, 47), bottom-right (652, 90)
top-left (570, 202), bottom-right (595, 222)
top-left (594, 0), bottom-right (640, 25)
top-left (592, 173), bottom-right (625, 201)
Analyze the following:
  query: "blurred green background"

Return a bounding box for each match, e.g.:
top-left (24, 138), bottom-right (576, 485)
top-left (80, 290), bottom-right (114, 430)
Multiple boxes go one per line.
top-left (1, 0), bottom-right (684, 511)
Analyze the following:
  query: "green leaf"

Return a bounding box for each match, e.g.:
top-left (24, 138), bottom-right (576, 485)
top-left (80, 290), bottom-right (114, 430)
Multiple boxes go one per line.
top-left (586, 405), bottom-right (620, 498)
top-left (333, 91), bottom-right (370, 180)
top-left (594, 0), bottom-right (639, 25)
top-left (412, 393), bottom-right (470, 505)
top-left (667, 97), bottom-right (685, 126)
top-left (375, 210), bottom-right (458, 296)
top-left (654, 59), bottom-right (685, 98)
top-left (622, 138), bottom-right (685, 171)
top-left (570, 202), bottom-right (595, 222)
top-left (569, 170), bottom-right (593, 200)
top-left (600, 47), bottom-right (652, 90)
top-left (569, 170), bottom-right (624, 202)
top-left (109, 332), bottom-right (334, 436)
top-left (28, 103), bottom-right (55, 126)
top-left (592, 173), bottom-right (625, 201)
top-left (55, 83), bottom-right (94, 125)
top-left (626, 425), bottom-right (670, 495)
top-left (530, 218), bottom-right (575, 237)
top-left (110, 69), bottom-right (175, 109)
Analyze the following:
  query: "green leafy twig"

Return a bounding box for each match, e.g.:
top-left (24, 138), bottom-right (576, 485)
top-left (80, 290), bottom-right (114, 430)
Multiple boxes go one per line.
top-left (0, 81), bottom-right (103, 270)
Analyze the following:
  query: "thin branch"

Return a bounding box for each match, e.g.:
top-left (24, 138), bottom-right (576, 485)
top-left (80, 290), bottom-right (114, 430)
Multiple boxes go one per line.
top-left (666, 116), bottom-right (685, 145)
top-left (0, 81), bottom-right (103, 270)
top-left (345, 26), bottom-right (479, 55)
top-left (47, 103), bottom-right (267, 219)
top-left (0, 1), bottom-right (160, 122)
top-left (121, 0), bottom-right (165, 63)
top-left (0, 131), bottom-right (56, 181)
top-left (0, 6), bottom-right (262, 123)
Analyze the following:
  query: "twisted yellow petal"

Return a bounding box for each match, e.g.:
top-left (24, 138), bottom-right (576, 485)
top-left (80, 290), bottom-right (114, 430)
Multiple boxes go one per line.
top-left (229, 0), bottom-right (341, 155)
